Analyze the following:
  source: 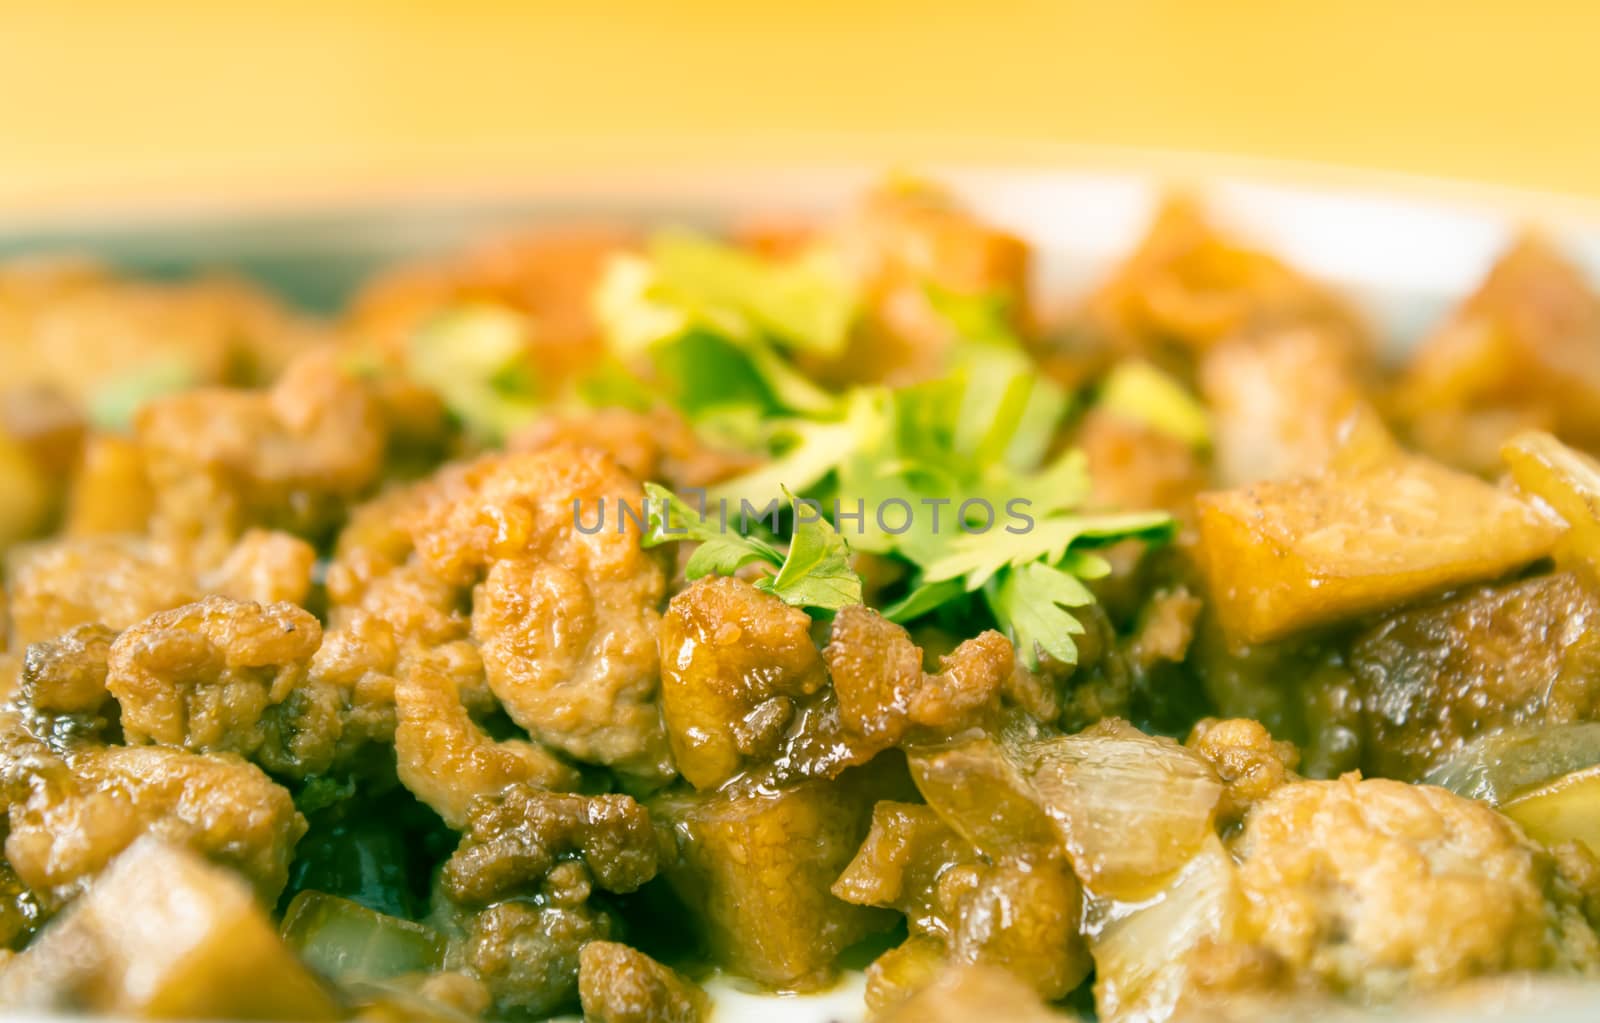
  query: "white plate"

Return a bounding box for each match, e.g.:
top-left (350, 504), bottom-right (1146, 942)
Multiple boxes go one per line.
top-left (8, 159), bottom-right (1600, 1022)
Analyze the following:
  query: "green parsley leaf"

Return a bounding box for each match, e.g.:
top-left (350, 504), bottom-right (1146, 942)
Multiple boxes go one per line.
top-left (985, 560), bottom-right (1095, 669)
top-left (754, 493), bottom-right (863, 609)
top-left (922, 509), bottom-right (1177, 590)
top-left (650, 230), bottom-right (857, 356)
top-left (641, 482), bottom-right (861, 612)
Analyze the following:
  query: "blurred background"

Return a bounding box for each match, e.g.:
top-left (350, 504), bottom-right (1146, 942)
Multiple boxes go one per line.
top-left (3, 0), bottom-right (1598, 212)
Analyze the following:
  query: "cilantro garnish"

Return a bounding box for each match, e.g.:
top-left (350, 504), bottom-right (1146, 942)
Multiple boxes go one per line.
top-left (595, 225), bottom-right (1177, 666)
top-left (641, 483), bottom-right (863, 612)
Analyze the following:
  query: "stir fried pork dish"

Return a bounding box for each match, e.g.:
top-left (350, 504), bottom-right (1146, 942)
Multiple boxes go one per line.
top-left (5, 180), bottom-right (1600, 1022)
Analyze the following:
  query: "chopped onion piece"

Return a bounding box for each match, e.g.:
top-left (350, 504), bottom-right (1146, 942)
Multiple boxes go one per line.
top-left (1422, 723), bottom-right (1600, 804)
top-left (1090, 835), bottom-right (1241, 1022)
top-left (281, 890), bottom-right (446, 983)
top-left (1018, 720), bottom-right (1222, 900)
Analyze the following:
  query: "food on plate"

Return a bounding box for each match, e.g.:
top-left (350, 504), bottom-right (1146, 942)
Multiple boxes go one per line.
top-left (3, 178), bottom-right (1600, 1020)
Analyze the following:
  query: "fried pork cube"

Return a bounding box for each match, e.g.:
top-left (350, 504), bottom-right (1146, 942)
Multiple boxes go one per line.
top-left (1199, 325), bottom-right (1372, 486)
top-left (817, 180), bottom-right (1031, 386)
top-left (104, 595), bottom-right (346, 777)
top-left (3, 735), bottom-right (304, 907)
top-left (1080, 197), bottom-right (1364, 367)
top-left (1230, 775), bottom-right (1600, 1002)
top-left (657, 576), bottom-right (831, 789)
top-left (1196, 448), bottom-right (1563, 644)
top-left (411, 446), bottom-right (673, 782)
top-left (63, 434), bottom-right (153, 536)
top-left (834, 802), bottom-right (1090, 1003)
top-left (0, 838), bottom-right (336, 1018)
top-left (137, 348), bottom-right (386, 546)
top-left (0, 387), bottom-right (83, 553)
top-left (578, 941), bottom-right (708, 1023)
top-left (347, 225), bottom-right (636, 391)
top-left (1348, 571), bottom-right (1600, 781)
top-left (1396, 238), bottom-right (1600, 474)
top-left (650, 761), bottom-right (909, 990)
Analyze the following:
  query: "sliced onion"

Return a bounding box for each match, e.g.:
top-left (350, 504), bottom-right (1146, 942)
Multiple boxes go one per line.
top-left (1017, 721), bottom-right (1222, 901)
top-left (280, 890), bottom-right (446, 984)
top-left (1422, 722), bottom-right (1600, 805)
top-left (1089, 835), bottom-right (1241, 1022)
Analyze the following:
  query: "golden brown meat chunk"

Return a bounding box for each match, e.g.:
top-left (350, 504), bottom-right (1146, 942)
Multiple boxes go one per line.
top-left (1196, 448), bottom-right (1562, 644)
top-left (347, 225), bottom-right (636, 393)
top-left (511, 406), bottom-right (757, 491)
top-left (1075, 406), bottom-right (1208, 514)
top-left (824, 604), bottom-right (1011, 745)
top-left (5, 535), bottom-right (196, 647)
top-left (819, 180), bottom-right (1030, 386)
top-left (0, 838), bottom-right (336, 1019)
top-left (15, 623), bottom-right (119, 749)
top-left (1199, 325), bottom-right (1372, 487)
top-left (439, 784), bottom-right (658, 906)
top-left (453, 897), bottom-right (615, 1018)
top-left (1396, 238), bottom-right (1600, 474)
top-left (1231, 775), bottom-right (1600, 1002)
top-left (657, 576), bottom-right (829, 789)
top-left (104, 596), bottom-right (346, 777)
top-left (201, 528), bottom-right (318, 608)
top-left (3, 734), bottom-right (304, 908)
top-left (1186, 717), bottom-right (1300, 825)
top-left (835, 802), bottom-right (1090, 1001)
top-left (63, 434), bottom-right (153, 536)
top-left (137, 349), bottom-right (386, 546)
top-left (578, 941), bottom-right (707, 1023)
top-left (393, 658), bottom-right (579, 830)
top-left (1080, 197), bottom-right (1363, 368)
top-left (1349, 571), bottom-right (1600, 781)
top-left (411, 447), bottom-right (672, 782)
top-left (650, 761), bottom-right (909, 990)
top-left (0, 258), bottom-right (320, 406)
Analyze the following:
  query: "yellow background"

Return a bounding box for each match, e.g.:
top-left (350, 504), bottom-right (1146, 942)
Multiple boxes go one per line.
top-left (2, 1), bottom-right (1598, 211)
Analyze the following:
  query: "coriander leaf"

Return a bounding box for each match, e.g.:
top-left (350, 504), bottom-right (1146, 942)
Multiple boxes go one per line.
top-left (986, 561), bottom-right (1095, 669)
top-left (651, 231), bottom-right (857, 355)
top-left (880, 578), bottom-right (967, 623)
top-left (641, 482), bottom-right (782, 563)
top-left (408, 304), bottom-right (541, 441)
top-left (755, 500), bottom-right (863, 611)
top-left (708, 390), bottom-right (885, 509)
top-left (641, 483), bottom-right (861, 612)
top-left (921, 509), bottom-right (1177, 590)
top-left (1098, 360), bottom-right (1211, 449)
top-left (684, 535), bottom-right (776, 579)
